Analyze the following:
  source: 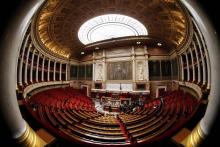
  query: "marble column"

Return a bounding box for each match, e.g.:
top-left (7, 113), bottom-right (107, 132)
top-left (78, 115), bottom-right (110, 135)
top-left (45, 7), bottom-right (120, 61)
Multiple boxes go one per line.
top-left (180, 55), bottom-right (184, 81)
top-left (189, 47), bottom-right (196, 82)
top-left (195, 32), bottom-right (207, 85)
top-left (41, 55), bottom-right (45, 82)
top-left (30, 49), bottom-right (36, 83)
top-left (185, 52), bottom-right (190, 81)
top-left (193, 19), bottom-right (211, 89)
top-left (193, 41), bottom-right (201, 83)
top-left (36, 53), bottom-right (40, 82)
top-left (53, 61), bottom-right (56, 81)
top-left (47, 59), bottom-right (50, 81)
top-left (132, 46), bottom-right (136, 82)
top-left (24, 43), bottom-right (32, 85)
top-left (144, 45), bottom-right (149, 81)
top-left (92, 52), bottom-right (95, 81)
top-left (181, 1), bottom-right (220, 146)
top-left (59, 62), bottom-right (62, 81)
top-left (102, 50), bottom-right (106, 82)
top-left (0, 0), bottom-right (45, 145)
top-left (18, 34), bottom-right (30, 86)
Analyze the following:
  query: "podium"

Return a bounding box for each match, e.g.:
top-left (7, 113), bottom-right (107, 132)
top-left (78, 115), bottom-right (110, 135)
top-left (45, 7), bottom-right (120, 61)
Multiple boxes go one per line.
top-left (101, 95), bottom-right (131, 112)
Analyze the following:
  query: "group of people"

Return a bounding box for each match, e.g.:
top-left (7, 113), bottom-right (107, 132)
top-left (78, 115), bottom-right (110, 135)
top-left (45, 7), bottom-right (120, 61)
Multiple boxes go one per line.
top-left (119, 99), bottom-right (143, 114)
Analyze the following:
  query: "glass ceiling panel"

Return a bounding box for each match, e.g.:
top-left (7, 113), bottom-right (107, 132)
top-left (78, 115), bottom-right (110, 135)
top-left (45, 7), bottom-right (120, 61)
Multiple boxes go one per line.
top-left (78, 14), bottom-right (148, 45)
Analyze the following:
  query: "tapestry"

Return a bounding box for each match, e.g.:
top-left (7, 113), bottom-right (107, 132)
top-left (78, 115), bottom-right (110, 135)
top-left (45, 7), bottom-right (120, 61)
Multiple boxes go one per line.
top-left (107, 61), bottom-right (132, 80)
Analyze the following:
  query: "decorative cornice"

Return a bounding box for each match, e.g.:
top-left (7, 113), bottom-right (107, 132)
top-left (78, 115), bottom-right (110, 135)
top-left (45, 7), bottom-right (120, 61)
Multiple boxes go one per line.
top-left (23, 81), bottom-right (70, 98)
top-left (31, 14), bottom-right (70, 62)
top-left (179, 81), bottom-right (202, 99)
top-left (176, 3), bottom-right (194, 55)
top-left (183, 122), bottom-right (206, 147)
top-left (16, 122), bottom-right (46, 147)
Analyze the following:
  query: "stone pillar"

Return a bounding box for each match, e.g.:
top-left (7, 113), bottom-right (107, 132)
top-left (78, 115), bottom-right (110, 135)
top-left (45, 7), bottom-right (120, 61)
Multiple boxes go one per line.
top-left (41, 55), bottom-right (45, 82)
top-left (24, 43), bottom-right (32, 85)
top-left (92, 51), bottom-right (95, 81)
top-left (144, 45), bottom-right (149, 81)
top-left (180, 55), bottom-right (184, 81)
top-left (193, 41), bottom-right (201, 83)
top-left (181, 1), bottom-right (220, 146)
top-left (59, 62), bottom-right (62, 81)
top-left (102, 50), bottom-right (106, 82)
top-left (193, 19), bottom-right (211, 89)
top-left (132, 46), bottom-right (136, 90)
top-left (185, 52), bottom-right (190, 81)
top-left (47, 59), bottom-right (50, 81)
top-left (0, 0), bottom-right (45, 146)
top-left (18, 34), bottom-right (30, 86)
top-left (132, 46), bottom-right (135, 82)
top-left (36, 53), bottom-right (40, 82)
top-left (53, 61), bottom-right (56, 81)
top-left (189, 47), bottom-right (196, 82)
top-left (195, 32), bottom-right (207, 85)
top-left (30, 49), bottom-right (36, 83)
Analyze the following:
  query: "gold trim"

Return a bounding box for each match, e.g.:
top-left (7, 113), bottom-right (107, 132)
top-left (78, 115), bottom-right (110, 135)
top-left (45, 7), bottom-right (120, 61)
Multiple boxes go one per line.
top-left (182, 122), bottom-right (205, 147)
top-left (16, 122), bottom-right (46, 147)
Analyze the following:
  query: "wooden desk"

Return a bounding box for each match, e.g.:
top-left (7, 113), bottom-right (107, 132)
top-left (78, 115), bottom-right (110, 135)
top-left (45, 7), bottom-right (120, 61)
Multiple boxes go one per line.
top-left (36, 128), bottom-right (56, 145)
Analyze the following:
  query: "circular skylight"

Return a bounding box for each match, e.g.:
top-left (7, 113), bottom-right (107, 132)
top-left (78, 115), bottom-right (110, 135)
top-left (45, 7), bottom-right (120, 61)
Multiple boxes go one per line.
top-left (78, 14), bottom-right (148, 45)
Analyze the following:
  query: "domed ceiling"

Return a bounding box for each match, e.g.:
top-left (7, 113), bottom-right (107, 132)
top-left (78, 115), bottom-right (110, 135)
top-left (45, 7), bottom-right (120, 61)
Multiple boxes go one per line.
top-left (36, 0), bottom-right (189, 59)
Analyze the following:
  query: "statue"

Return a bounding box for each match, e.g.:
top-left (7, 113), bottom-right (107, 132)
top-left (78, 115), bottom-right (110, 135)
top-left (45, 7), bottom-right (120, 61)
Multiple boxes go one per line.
top-left (96, 64), bottom-right (103, 80)
top-left (138, 62), bottom-right (144, 80)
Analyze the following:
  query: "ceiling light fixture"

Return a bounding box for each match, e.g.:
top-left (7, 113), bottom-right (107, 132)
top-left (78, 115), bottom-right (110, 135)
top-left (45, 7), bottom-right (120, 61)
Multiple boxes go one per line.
top-left (157, 42), bottom-right (162, 46)
top-left (81, 52), bottom-right (85, 55)
top-left (137, 41), bottom-right (141, 45)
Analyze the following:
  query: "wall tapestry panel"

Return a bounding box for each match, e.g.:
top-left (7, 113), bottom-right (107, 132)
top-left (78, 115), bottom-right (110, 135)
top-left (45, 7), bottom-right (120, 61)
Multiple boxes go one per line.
top-left (107, 61), bottom-right (132, 80)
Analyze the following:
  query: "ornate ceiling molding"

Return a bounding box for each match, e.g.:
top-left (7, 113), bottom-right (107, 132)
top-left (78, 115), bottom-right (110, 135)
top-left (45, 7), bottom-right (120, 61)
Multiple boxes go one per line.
top-left (34, 0), bottom-right (189, 59)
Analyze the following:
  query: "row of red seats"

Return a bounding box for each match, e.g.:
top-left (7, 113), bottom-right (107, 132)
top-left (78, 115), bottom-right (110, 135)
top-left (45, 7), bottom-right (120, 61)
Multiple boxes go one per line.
top-left (30, 87), bottom-right (95, 111)
top-left (144, 90), bottom-right (198, 115)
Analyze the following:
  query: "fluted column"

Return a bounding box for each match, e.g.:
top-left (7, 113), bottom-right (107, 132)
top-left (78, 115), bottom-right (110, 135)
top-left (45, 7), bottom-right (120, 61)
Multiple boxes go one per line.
top-left (47, 59), bottom-right (50, 81)
top-left (0, 0), bottom-right (45, 145)
top-left (185, 52), bottom-right (190, 81)
top-left (180, 55), bottom-right (184, 81)
top-left (41, 56), bottom-right (45, 82)
top-left (181, 1), bottom-right (220, 146)
top-left (92, 52), bottom-right (95, 81)
top-left (102, 50), bottom-right (106, 82)
top-left (189, 47), bottom-right (196, 82)
top-left (24, 43), bottom-right (32, 85)
top-left (193, 19), bottom-right (211, 89)
top-left (193, 41), bottom-right (201, 83)
top-left (65, 63), bottom-right (68, 81)
top-left (195, 32), bottom-right (206, 85)
top-left (59, 62), bottom-right (62, 81)
top-left (132, 46), bottom-right (136, 82)
top-left (36, 53), bottom-right (40, 82)
top-left (204, 46), bottom-right (211, 89)
top-left (144, 45), bottom-right (149, 81)
top-left (53, 61), bottom-right (56, 81)
top-left (18, 34), bottom-right (30, 86)
top-left (30, 49), bottom-right (36, 83)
